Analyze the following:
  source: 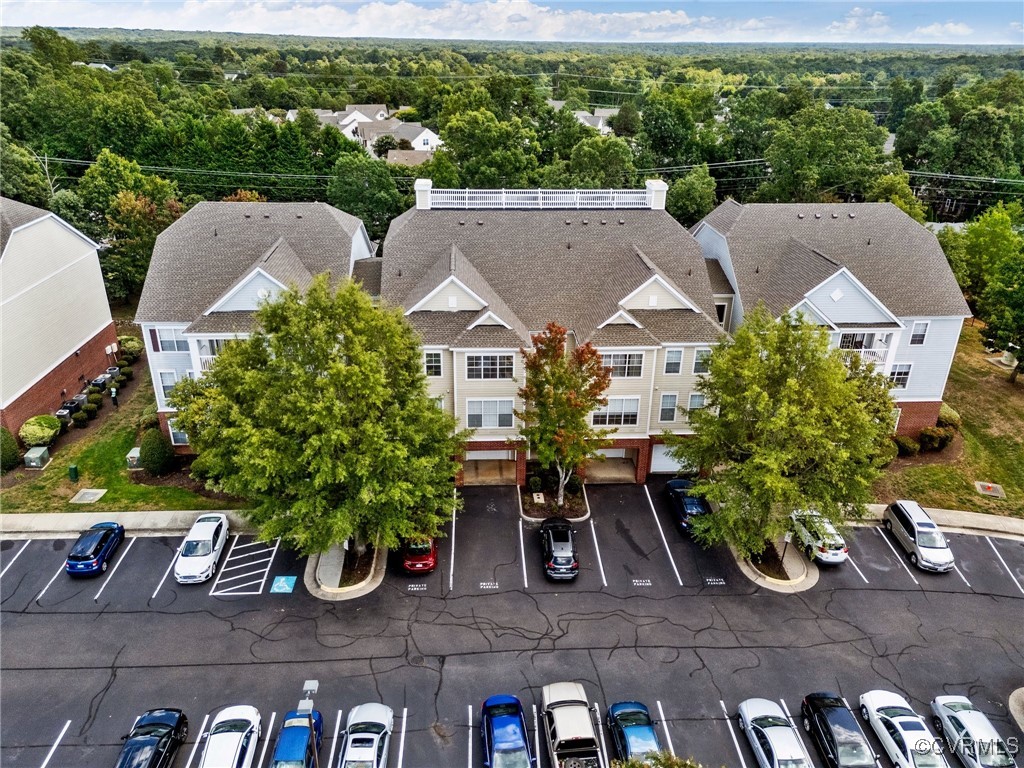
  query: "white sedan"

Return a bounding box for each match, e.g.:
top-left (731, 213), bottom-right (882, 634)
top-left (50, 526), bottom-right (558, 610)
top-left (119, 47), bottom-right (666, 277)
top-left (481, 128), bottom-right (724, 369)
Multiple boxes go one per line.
top-left (199, 705), bottom-right (261, 768)
top-left (174, 514), bottom-right (229, 584)
top-left (338, 703), bottom-right (394, 768)
top-left (860, 690), bottom-right (948, 768)
top-left (930, 696), bottom-right (1017, 768)
top-left (738, 698), bottom-right (811, 768)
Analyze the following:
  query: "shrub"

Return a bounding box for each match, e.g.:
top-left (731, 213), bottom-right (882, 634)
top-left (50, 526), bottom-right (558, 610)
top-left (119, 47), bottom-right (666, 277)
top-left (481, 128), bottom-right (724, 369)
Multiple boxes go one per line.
top-left (138, 404), bottom-right (159, 430)
top-left (874, 438), bottom-right (899, 468)
top-left (139, 428), bottom-right (176, 475)
top-left (937, 403), bottom-right (962, 431)
top-left (87, 393), bottom-right (104, 408)
top-left (919, 426), bottom-right (956, 452)
top-left (527, 475), bottom-right (542, 493)
top-left (893, 434), bottom-right (920, 457)
top-left (564, 474), bottom-right (583, 495)
top-left (114, 375), bottom-right (127, 388)
top-left (88, 386), bottom-right (102, 395)
top-left (72, 412), bottom-right (89, 428)
top-left (119, 366), bottom-right (133, 380)
top-left (0, 427), bottom-right (21, 472)
top-left (83, 403), bottom-right (99, 420)
top-left (114, 359), bottom-right (128, 369)
top-left (18, 415), bottom-right (61, 447)
top-left (118, 335), bottom-right (144, 360)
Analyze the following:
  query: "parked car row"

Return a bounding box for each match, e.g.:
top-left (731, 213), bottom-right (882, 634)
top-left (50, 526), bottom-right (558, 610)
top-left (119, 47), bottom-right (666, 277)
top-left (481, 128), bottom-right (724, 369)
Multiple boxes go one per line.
top-left (739, 691), bottom-right (1017, 768)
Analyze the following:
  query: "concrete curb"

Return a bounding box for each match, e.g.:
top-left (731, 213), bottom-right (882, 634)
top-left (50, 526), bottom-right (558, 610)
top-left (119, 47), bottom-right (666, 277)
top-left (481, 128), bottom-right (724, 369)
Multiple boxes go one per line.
top-left (517, 485), bottom-right (591, 523)
top-left (304, 545), bottom-right (388, 601)
top-left (733, 538), bottom-right (820, 594)
top-left (0, 509), bottom-right (256, 539)
top-left (1009, 689), bottom-right (1024, 736)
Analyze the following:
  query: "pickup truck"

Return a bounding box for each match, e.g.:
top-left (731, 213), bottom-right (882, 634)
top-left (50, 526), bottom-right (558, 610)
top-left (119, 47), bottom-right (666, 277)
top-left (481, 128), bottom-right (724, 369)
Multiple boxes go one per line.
top-left (541, 682), bottom-right (607, 768)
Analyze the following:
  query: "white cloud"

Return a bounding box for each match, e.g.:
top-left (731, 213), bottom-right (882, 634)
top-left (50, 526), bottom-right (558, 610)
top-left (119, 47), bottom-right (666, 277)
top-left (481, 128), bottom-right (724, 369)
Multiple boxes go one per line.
top-left (913, 21), bottom-right (974, 38)
top-left (826, 7), bottom-right (892, 37)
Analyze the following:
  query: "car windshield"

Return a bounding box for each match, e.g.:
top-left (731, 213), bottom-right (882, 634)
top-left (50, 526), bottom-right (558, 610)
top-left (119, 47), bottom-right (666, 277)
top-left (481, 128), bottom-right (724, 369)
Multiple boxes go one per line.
top-left (616, 711), bottom-right (652, 727)
top-left (343, 762), bottom-right (374, 768)
top-left (181, 539), bottom-right (212, 557)
top-left (271, 762), bottom-right (305, 768)
top-left (407, 541), bottom-right (431, 555)
top-left (212, 719), bottom-right (250, 734)
top-left (752, 716), bottom-right (790, 729)
top-left (917, 531), bottom-right (947, 549)
top-left (980, 742), bottom-right (1015, 768)
top-left (487, 704), bottom-right (520, 718)
top-left (779, 760), bottom-right (810, 768)
top-left (943, 702), bottom-right (977, 713)
top-left (349, 722), bottom-right (385, 734)
top-left (116, 741), bottom-right (157, 768)
top-left (493, 748), bottom-right (532, 768)
top-left (912, 748), bottom-right (945, 768)
top-left (132, 724), bottom-right (170, 737)
top-left (838, 741), bottom-right (875, 767)
top-left (552, 557), bottom-right (573, 566)
top-left (878, 707), bottom-right (916, 719)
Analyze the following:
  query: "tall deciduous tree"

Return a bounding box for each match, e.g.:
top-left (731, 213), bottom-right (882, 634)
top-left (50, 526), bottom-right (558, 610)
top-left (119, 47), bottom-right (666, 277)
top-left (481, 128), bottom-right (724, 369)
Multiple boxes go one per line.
top-left (103, 190), bottom-right (182, 302)
top-left (867, 172), bottom-right (926, 223)
top-left (441, 108), bottom-right (539, 188)
top-left (516, 323), bottom-right (612, 507)
top-left (0, 125), bottom-right (49, 206)
top-left (666, 306), bottom-right (895, 558)
top-left (170, 275), bottom-right (466, 553)
top-left (961, 202), bottom-right (1024, 302)
top-left (981, 245), bottom-right (1024, 383)
top-left (326, 153), bottom-right (406, 241)
top-left (666, 164), bottom-right (717, 226)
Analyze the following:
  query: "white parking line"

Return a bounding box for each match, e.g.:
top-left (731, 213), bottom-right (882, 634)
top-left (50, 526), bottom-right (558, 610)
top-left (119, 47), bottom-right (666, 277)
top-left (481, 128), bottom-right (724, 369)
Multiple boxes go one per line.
top-left (208, 535), bottom-right (241, 595)
top-left (182, 714), bottom-right (209, 768)
top-left (589, 520), bottom-right (608, 587)
top-left (0, 540), bottom-right (31, 580)
top-left (593, 702), bottom-right (610, 768)
top-left (256, 711), bottom-right (276, 768)
top-left (846, 555), bottom-right (870, 584)
top-left (449, 493), bottom-right (458, 593)
top-left (220, 554), bottom-right (276, 574)
top-left (953, 563), bottom-right (972, 588)
top-left (255, 539), bottom-right (280, 594)
top-left (533, 705), bottom-right (539, 762)
top-left (780, 698), bottom-right (815, 767)
top-left (874, 527), bottom-right (920, 586)
top-left (34, 562), bottom-right (66, 604)
top-left (518, 515), bottom-right (529, 590)
top-left (720, 700), bottom-right (748, 768)
top-left (467, 704), bottom-right (473, 768)
top-left (656, 700), bottom-right (675, 756)
top-left (397, 707), bottom-right (408, 768)
top-left (645, 485), bottom-right (683, 586)
top-left (210, 537), bottom-right (280, 596)
top-left (38, 719), bottom-right (71, 768)
top-left (93, 537), bottom-right (137, 602)
top-left (987, 537), bottom-right (1024, 595)
top-left (327, 709), bottom-right (344, 768)
top-left (229, 540), bottom-right (269, 551)
top-left (151, 543), bottom-right (182, 600)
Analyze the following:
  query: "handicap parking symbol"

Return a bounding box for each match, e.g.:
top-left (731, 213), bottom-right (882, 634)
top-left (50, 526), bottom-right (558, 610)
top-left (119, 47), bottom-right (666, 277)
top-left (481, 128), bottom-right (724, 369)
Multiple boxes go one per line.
top-left (270, 576), bottom-right (297, 594)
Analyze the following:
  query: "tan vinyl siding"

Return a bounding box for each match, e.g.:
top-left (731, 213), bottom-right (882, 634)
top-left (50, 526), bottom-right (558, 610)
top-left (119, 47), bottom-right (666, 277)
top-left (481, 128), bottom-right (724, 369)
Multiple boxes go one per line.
top-left (1, 219), bottom-right (112, 405)
top-left (455, 349), bottom-right (520, 435)
top-left (597, 349), bottom-right (653, 435)
top-left (424, 348), bottom-right (454, 414)
top-left (418, 282), bottom-right (486, 312)
top-left (651, 345), bottom-right (714, 434)
top-left (620, 281), bottom-right (689, 311)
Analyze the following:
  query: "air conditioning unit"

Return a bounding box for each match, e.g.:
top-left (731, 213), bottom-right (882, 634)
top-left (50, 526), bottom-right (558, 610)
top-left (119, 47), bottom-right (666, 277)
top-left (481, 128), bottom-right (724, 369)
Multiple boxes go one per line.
top-left (106, 366), bottom-right (121, 377)
top-left (62, 399), bottom-right (82, 414)
top-left (24, 447), bottom-right (50, 468)
top-left (91, 374), bottom-right (111, 388)
top-left (55, 409), bottom-right (72, 423)
top-left (72, 393), bottom-right (89, 407)
top-left (126, 447), bottom-right (141, 469)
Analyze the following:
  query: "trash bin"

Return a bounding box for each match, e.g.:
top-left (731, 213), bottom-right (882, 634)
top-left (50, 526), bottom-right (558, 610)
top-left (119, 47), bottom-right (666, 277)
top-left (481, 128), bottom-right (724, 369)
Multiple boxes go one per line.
top-left (69, 464), bottom-right (79, 482)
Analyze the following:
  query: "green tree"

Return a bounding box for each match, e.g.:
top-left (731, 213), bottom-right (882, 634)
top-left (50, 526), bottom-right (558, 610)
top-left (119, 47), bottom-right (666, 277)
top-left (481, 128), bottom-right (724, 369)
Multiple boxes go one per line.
top-left (21, 26), bottom-right (79, 68)
top-left (441, 108), bottom-right (539, 188)
top-left (666, 165), bottom-right (717, 226)
top-left (76, 149), bottom-right (179, 240)
top-left (0, 125), bottom-right (49, 206)
top-left (666, 306), bottom-right (895, 559)
top-left (0, 426), bottom-right (21, 473)
top-left (170, 275), bottom-right (466, 553)
top-left (615, 755), bottom-right (702, 768)
top-left (951, 106), bottom-right (1016, 177)
top-left (103, 190), bottom-right (183, 302)
top-left (936, 225), bottom-right (969, 291)
top-left (89, 91), bottom-right (157, 158)
top-left (894, 102), bottom-right (949, 168)
top-left (419, 150), bottom-right (462, 188)
top-left (372, 133), bottom-right (399, 158)
top-left (607, 101), bottom-right (641, 138)
top-left (638, 90), bottom-right (697, 166)
top-left (139, 427), bottom-right (177, 476)
top-left (981, 249), bottom-right (1024, 383)
top-left (326, 153), bottom-right (405, 241)
top-left (516, 322), bottom-right (612, 507)
top-left (567, 135), bottom-right (635, 188)
top-left (961, 203), bottom-right (1024, 300)
top-left (867, 172), bottom-right (926, 224)
top-left (536, 105), bottom-right (597, 165)
top-left (886, 76), bottom-right (924, 131)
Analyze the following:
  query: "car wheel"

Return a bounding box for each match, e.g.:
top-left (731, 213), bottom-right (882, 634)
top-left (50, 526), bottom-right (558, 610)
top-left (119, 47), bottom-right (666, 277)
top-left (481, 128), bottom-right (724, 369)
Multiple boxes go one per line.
top-left (101, 561), bottom-right (108, 572)
top-left (932, 717), bottom-right (943, 734)
top-left (803, 716), bottom-right (811, 733)
top-left (909, 553), bottom-right (918, 566)
top-left (884, 519), bottom-right (892, 531)
top-left (861, 705), bottom-right (869, 722)
top-left (804, 545), bottom-right (814, 560)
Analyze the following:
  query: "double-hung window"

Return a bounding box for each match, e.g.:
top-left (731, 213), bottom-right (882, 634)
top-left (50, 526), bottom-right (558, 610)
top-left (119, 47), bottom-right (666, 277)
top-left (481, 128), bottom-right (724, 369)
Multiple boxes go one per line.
top-left (910, 322), bottom-right (929, 345)
top-left (168, 419), bottom-right (189, 446)
top-left (592, 397), bottom-right (640, 426)
top-left (663, 349), bottom-right (683, 374)
top-left (687, 393), bottom-right (706, 414)
top-left (158, 371), bottom-right (177, 401)
top-left (466, 354), bottom-right (513, 380)
top-left (424, 351), bottom-right (442, 377)
top-left (659, 394), bottom-right (678, 422)
top-left (693, 349), bottom-right (711, 374)
top-left (605, 353), bottom-right (643, 377)
top-left (467, 399), bottom-right (514, 428)
top-left (153, 328), bottom-right (189, 353)
top-left (888, 364), bottom-right (912, 389)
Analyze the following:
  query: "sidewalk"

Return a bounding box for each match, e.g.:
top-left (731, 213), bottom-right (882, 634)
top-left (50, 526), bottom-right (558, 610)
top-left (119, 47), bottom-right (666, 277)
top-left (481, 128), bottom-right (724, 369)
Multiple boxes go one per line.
top-left (0, 509), bottom-right (256, 538)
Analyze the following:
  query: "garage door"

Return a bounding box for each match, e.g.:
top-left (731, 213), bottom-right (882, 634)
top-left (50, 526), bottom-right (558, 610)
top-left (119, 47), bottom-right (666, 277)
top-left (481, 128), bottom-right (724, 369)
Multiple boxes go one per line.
top-left (465, 450), bottom-right (515, 461)
top-left (598, 448), bottom-right (626, 459)
top-left (650, 444), bottom-right (693, 474)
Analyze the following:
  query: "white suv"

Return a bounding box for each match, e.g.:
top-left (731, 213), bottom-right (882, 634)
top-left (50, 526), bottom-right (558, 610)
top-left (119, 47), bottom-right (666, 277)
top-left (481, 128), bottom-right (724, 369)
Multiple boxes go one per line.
top-left (883, 500), bottom-right (954, 573)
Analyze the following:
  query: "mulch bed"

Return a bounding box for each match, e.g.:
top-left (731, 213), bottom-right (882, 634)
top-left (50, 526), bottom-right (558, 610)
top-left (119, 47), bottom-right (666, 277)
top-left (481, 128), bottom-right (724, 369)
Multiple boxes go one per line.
top-left (520, 489), bottom-right (588, 519)
top-left (749, 541), bottom-right (790, 580)
top-left (339, 547), bottom-right (375, 587)
top-left (128, 461), bottom-right (241, 502)
top-left (887, 432), bottom-right (965, 471)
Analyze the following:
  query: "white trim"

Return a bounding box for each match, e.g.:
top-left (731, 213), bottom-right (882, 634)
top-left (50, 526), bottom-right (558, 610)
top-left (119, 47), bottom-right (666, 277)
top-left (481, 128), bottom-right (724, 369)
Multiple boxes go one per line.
top-left (597, 309), bottom-right (642, 329)
top-left (804, 267), bottom-right (905, 328)
top-left (167, 418), bottom-right (189, 446)
top-left (602, 351), bottom-right (645, 378)
top-left (619, 274), bottom-right (701, 313)
top-left (592, 345), bottom-right (658, 352)
top-left (423, 350), bottom-right (443, 378)
top-left (688, 392), bottom-right (707, 411)
top-left (465, 352), bottom-right (515, 380)
top-left (404, 275), bottom-right (487, 315)
top-left (467, 310), bottom-right (511, 330)
top-left (892, 407), bottom-right (902, 433)
top-left (204, 267), bottom-right (287, 315)
top-left (0, 212), bottom-right (99, 263)
top-left (658, 392), bottom-right (679, 423)
top-left (788, 298), bottom-right (839, 330)
top-left (909, 321), bottom-right (929, 346)
top-left (0, 318), bottom-right (113, 408)
top-left (887, 362), bottom-right (913, 390)
top-left (646, 347), bottom-right (658, 432)
top-left (465, 397), bottom-right (515, 429)
top-left (449, 347), bottom-right (519, 353)
top-left (591, 396), bottom-right (641, 426)
top-left (0, 248), bottom-right (103, 306)
top-left (887, 396), bottom-right (944, 403)
top-left (692, 348), bottom-right (712, 374)
top-left (663, 348), bottom-right (684, 375)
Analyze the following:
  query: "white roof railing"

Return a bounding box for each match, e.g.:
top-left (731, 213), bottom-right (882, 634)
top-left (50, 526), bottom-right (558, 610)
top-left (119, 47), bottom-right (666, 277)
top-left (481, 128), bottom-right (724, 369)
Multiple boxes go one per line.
top-left (414, 179), bottom-right (667, 211)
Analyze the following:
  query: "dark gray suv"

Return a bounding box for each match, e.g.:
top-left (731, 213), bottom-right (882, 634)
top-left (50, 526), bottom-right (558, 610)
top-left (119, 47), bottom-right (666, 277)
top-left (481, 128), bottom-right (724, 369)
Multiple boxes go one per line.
top-left (540, 519), bottom-right (579, 581)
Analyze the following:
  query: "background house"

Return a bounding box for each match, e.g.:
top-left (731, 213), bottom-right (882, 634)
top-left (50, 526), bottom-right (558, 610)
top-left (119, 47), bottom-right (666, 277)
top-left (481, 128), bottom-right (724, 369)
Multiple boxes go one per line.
top-left (0, 198), bottom-right (118, 436)
top-left (135, 201), bottom-right (372, 449)
top-left (692, 200), bottom-right (972, 436)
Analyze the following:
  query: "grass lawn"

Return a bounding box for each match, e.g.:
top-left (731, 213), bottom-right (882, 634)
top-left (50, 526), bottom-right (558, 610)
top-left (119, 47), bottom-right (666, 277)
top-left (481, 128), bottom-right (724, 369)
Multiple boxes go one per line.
top-left (873, 324), bottom-right (1024, 516)
top-left (0, 366), bottom-right (241, 514)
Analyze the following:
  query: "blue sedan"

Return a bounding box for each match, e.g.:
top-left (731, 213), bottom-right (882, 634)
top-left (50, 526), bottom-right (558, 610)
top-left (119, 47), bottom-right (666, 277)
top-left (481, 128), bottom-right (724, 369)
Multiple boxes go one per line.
top-left (606, 701), bottom-right (661, 763)
top-left (481, 695), bottom-right (535, 768)
top-left (664, 479), bottom-right (712, 533)
top-left (65, 522), bottom-right (125, 576)
top-left (270, 709), bottom-right (323, 768)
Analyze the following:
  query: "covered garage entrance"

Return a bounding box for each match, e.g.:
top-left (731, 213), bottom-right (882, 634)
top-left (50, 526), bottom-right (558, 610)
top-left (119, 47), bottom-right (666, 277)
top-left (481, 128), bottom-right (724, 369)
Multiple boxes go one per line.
top-left (462, 449), bottom-right (518, 486)
top-left (649, 444), bottom-right (693, 475)
top-left (586, 447), bottom-right (639, 484)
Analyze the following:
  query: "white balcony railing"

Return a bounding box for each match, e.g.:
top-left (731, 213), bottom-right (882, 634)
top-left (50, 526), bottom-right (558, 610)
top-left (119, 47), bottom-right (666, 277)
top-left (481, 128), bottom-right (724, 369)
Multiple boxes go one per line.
top-left (842, 348), bottom-right (887, 365)
top-left (429, 188), bottom-right (651, 210)
top-left (199, 355), bottom-right (216, 371)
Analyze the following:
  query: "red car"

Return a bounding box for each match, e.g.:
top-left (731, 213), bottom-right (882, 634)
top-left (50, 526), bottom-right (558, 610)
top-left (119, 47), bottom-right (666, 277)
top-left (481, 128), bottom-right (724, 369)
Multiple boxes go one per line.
top-left (402, 538), bottom-right (437, 574)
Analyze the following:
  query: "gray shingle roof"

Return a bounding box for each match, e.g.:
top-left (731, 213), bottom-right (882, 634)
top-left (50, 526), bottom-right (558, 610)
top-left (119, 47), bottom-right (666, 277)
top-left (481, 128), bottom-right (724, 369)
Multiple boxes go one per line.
top-left (699, 201), bottom-right (970, 318)
top-left (1, 197), bottom-right (50, 253)
top-left (387, 149), bottom-right (433, 166)
top-left (628, 310), bottom-right (725, 344)
top-left (184, 312), bottom-right (256, 334)
top-left (381, 208), bottom-right (720, 345)
top-left (137, 202), bottom-right (364, 324)
top-left (351, 258), bottom-right (382, 297)
top-left (406, 311), bottom-right (479, 345)
top-left (704, 259), bottom-right (734, 295)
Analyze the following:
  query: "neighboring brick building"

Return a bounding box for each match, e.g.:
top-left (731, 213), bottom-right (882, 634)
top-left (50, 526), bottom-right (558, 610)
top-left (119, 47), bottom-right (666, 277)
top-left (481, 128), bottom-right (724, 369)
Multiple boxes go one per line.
top-left (0, 198), bottom-right (118, 437)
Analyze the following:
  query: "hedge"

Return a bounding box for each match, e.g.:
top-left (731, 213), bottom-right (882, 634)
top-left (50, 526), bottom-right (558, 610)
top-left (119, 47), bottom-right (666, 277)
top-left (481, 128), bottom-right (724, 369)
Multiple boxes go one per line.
top-left (72, 412), bottom-right (89, 428)
top-left (18, 415), bottom-right (61, 447)
top-left (87, 393), bottom-right (104, 408)
top-left (893, 434), bottom-right (920, 457)
top-left (138, 404), bottom-right (159, 430)
top-left (919, 426), bottom-right (956, 452)
top-left (83, 403), bottom-right (99, 420)
top-left (0, 427), bottom-right (21, 472)
top-left (937, 403), bottom-right (962, 431)
top-left (139, 428), bottom-right (176, 475)
top-left (874, 438), bottom-right (899, 468)
top-left (117, 335), bottom-right (144, 362)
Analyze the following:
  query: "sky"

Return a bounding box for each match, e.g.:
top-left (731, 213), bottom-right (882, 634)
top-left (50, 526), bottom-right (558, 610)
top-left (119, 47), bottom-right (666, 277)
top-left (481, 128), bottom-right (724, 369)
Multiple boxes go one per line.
top-left (4, 0), bottom-right (1023, 45)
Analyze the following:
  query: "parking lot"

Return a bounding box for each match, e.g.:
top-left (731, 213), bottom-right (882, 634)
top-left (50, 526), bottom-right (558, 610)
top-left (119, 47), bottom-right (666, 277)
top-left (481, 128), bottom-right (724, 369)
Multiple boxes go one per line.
top-left (2, 484), bottom-right (1022, 768)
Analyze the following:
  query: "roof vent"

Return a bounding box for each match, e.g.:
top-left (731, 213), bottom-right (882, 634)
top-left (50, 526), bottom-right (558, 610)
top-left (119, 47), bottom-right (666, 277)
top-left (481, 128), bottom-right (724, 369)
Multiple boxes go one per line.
top-left (582, 219), bottom-right (589, 225)
top-left (849, 212), bottom-right (856, 218)
top-left (476, 220), bottom-right (483, 225)
top-left (244, 214), bottom-right (251, 218)
top-left (213, 227), bottom-right (217, 236)
top-left (831, 213), bottom-right (839, 219)
top-left (459, 220), bottom-right (465, 226)
top-left (814, 213), bottom-right (821, 219)
top-left (687, 267), bottom-right (692, 276)
top-left (797, 213), bottom-right (804, 219)
top-left (755, 265), bottom-right (760, 274)
top-left (619, 219), bottom-right (625, 225)
top-left (601, 219), bottom-right (607, 225)
top-left (296, 214), bottom-right (302, 219)
top-left (264, 214), bottom-right (271, 219)
top-left (867, 238), bottom-right (871, 246)
top-left (565, 219), bottom-right (571, 225)
top-left (567, 241), bottom-right (571, 250)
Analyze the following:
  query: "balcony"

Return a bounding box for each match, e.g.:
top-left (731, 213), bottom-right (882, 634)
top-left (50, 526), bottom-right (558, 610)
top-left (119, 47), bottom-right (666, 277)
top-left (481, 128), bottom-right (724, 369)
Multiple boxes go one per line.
top-left (843, 347), bottom-right (887, 365)
top-left (199, 355), bottom-right (216, 371)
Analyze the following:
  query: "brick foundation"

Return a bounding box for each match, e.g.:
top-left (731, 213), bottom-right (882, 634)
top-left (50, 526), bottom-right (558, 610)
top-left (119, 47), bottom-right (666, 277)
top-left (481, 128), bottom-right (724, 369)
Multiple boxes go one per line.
top-left (1, 322), bottom-right (118, 439)
top-left (895, 401), bottom-right (942, 438)
top-left (156, 412), bottom-right (194, 456)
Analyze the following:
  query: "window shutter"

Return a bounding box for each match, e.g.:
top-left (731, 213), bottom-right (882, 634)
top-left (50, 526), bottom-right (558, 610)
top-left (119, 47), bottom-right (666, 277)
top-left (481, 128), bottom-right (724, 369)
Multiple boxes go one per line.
top-left (149, 328), bottom-right (160, 352)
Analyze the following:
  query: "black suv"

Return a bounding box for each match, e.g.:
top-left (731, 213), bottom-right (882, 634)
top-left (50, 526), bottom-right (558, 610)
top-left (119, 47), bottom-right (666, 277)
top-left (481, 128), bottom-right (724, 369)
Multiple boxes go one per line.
top-left (801, 692), bottom-right (875, 768)
top-left (540, 519), bottom-right (579, 581)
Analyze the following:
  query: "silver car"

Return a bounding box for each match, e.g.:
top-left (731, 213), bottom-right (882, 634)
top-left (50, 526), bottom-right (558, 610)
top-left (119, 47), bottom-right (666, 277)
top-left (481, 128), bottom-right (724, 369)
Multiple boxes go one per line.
top-left (338, 703), bottom-right (394, 768)
top-left (738, 698), bottom-right (811, 768)
top-left (883, 500), bottom-right (954, 573)
top-left (930, 696), bottom-right (1017, 768)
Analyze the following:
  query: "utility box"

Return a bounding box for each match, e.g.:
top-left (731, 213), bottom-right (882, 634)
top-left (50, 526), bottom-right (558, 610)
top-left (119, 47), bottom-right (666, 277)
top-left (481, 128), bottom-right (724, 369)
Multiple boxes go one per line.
top-left (24, 447), bottom-right (50, 469)
top-left (126, 447), bottom-right (141, 469)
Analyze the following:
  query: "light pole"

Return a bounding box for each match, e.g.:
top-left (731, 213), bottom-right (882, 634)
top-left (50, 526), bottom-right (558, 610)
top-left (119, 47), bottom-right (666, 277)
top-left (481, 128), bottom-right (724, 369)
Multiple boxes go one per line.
top-left (299, 679), bottom-right (320, 768)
